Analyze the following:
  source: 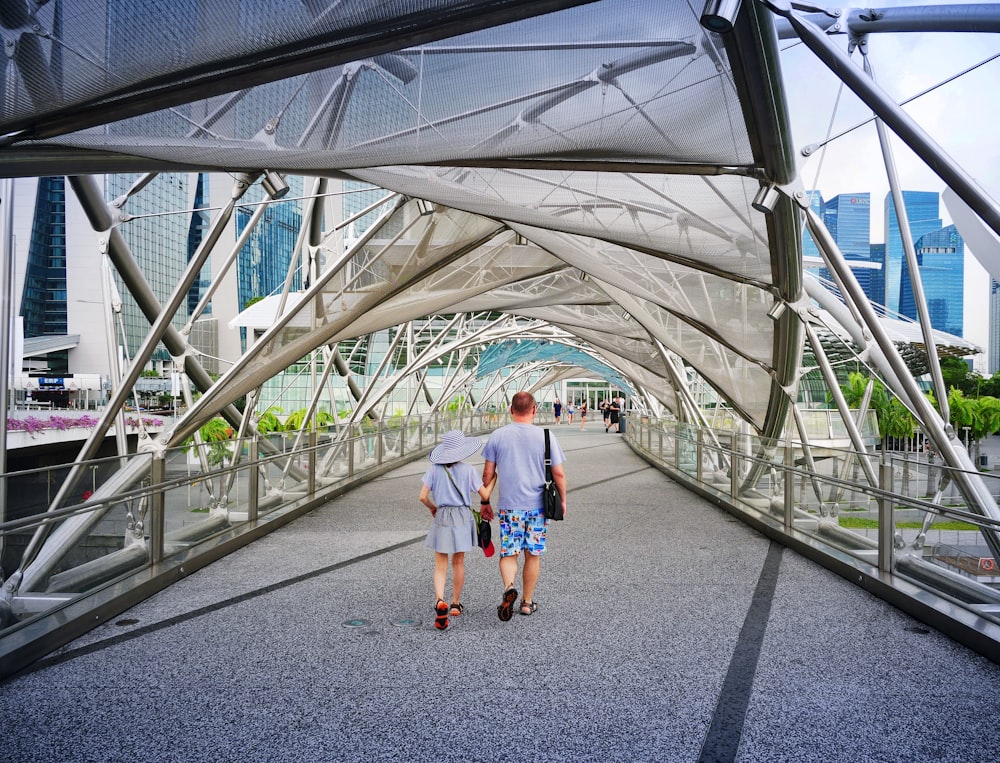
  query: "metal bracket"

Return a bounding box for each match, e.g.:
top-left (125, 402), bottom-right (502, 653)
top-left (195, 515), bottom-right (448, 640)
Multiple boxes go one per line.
top-left (0, 12), bottom-right (50, 60)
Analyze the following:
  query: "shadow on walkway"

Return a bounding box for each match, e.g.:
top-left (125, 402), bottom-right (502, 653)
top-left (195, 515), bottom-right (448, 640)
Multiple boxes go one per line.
top-left (3, 428), bottom-right (999, 762)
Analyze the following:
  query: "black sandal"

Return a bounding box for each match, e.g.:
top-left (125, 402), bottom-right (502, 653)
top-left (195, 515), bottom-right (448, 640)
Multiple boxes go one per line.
top-left (434, 599), bottom-right (449, 630)
top-left (497, 586), bottom-right (518, 622)
top-left (449, 602), bottom-right (464, 617)
top-left (519, 600), bottom-right (537, 616)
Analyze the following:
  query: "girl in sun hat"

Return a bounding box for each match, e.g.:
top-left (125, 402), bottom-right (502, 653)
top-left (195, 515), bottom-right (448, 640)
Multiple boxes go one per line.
top-left (419, 430), bottom-right (496, 630)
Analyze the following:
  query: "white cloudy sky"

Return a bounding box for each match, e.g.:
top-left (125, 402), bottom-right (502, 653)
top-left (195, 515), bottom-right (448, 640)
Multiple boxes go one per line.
top-left (776, 0), bottom-right (1000, 369)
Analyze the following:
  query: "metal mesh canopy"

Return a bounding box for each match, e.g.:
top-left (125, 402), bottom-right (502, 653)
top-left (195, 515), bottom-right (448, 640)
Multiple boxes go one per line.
top-left (2, 0), bottom-right (802, 436)
top-left (478, 340), bottom-right (630, 390)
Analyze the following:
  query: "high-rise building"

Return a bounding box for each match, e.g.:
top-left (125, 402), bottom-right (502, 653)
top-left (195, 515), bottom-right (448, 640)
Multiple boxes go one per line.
top-left (990, 278), bottom-right (1000, 374)
top-left (186, 173), bottom-right (213, 318)
top-left (869, 244), bottom-right (886, 306)
top-left (234, 180), bottom-right (304, 354)
top-left (20, 177), bottom-right (69, 372)
top-left (106, 173), bottom-right (202, 372)
top-left (823, 193), bottom-right (876, 302)
top-left (884, 190), bottom-right (941, 313)
top-left (801, 190), bottom-right (824, 270)
top-left (898, 224), bottom-right (965, 337)
top-left (12, 171), bottom-right (309, 381)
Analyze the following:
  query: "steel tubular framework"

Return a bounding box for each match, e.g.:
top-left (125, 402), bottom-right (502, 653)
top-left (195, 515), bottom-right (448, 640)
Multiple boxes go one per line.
top-left (0, 1), bottom-right (999, 667)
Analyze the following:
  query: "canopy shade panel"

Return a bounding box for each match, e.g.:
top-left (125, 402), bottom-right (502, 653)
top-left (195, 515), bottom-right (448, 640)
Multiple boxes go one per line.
top-left (2, 0), bottom-right (802, 444)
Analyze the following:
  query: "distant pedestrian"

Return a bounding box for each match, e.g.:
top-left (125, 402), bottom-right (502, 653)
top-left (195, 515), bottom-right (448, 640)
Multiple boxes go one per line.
top-left (579, 401), bottom-right (588, 430)
top-left (602, 399), bottom-right (611, 431)
top-left (567, 400), bottom-right (575, 425)
top-left (553, 398), bottom-right (562, 425)
top-left (608, 397), bottom-right (620, 433)
top-left (419, 430), bottom-right (496, 630)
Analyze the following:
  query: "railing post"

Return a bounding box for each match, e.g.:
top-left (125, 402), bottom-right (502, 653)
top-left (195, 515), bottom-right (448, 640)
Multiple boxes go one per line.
top-left (348, 437), bottom-right (355, 478)
top-left (784, 428), bottom-right (794, 531)
top-left (878, 453), bottom-right (894, 572)
top-left (149, 453), bottom-right (165, 565)
top-left (376, 422), bottom-right (384, 466)
top-left (673, 423), bottom-right (681, 470)
top-left (308, 430), bottom-right (317, 496)
top-left (248, 437), bottom-right (259, 522)
top-left (730, 430), bottom-right (739, 500)
top-left (696, 428), bottom-right (704, 483)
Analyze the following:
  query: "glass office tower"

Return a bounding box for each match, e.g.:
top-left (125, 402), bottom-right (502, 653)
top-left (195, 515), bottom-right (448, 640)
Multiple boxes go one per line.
top-left (869, 244), bottom-right (886, 307)
top-left (898, 224), bottom-right (965, 338)
top-left (991, 278), bottom-right (1000, 374)
top-left (884, 190), bottom-right (941, 314)
top-left (801, 190), bottom-right (824, 270)
top-left (106, 173), bottom-right (194, 369)
top-left (20, 177), bottom-right (68, 340)
top-left (823, 193), bottom-right (875, 301)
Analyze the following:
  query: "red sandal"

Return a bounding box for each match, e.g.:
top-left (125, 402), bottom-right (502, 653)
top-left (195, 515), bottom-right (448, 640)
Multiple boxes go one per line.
top-left (434, 599), bottom-right (449, 630)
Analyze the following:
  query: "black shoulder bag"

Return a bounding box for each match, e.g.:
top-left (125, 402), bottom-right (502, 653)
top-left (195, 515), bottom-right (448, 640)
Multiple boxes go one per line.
top-left (542, 429), bottom-right (563, 521)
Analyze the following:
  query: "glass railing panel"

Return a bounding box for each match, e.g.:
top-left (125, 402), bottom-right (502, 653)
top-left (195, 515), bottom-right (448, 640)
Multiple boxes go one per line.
top-left (0, 411), bottom-right (533, 651)
top-left (381, 425), bottom-right (403, 460)
top-left (624, 418), bottom-right (1000, 631)
top-left (676, 422), bottom-right (698, 477)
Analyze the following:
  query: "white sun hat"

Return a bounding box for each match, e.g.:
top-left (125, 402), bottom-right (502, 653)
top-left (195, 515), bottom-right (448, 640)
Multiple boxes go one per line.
top-left (429, 430), bottom-right (484, 464)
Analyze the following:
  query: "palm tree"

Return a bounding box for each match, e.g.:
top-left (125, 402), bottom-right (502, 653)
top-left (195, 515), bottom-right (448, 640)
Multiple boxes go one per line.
top-left (968, 395), bottom-right (1000, 465)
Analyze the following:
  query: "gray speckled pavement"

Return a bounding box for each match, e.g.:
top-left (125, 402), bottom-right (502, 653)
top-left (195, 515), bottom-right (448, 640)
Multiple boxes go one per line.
top-left (3, 428), bottom-right (999, 762)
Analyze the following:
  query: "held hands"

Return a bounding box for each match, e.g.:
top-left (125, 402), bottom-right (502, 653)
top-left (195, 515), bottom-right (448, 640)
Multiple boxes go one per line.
top-left (479, 501), bottom-right (495, 522)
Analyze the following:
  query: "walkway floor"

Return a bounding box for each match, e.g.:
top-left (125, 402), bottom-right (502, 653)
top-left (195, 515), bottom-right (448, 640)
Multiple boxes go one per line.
top-left (3, 427), bottom-right (999, 762)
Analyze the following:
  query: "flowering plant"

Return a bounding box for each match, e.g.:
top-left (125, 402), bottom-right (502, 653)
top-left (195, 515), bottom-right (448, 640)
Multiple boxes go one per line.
top-left (7, 414), bottom-right (163, 436)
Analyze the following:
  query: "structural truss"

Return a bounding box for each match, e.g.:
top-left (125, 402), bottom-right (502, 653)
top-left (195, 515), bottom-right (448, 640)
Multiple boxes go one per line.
top-left (2, 1), bottom-right (1000, 665)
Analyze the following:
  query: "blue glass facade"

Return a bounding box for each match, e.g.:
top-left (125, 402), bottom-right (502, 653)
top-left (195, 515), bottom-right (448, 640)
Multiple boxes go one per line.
top-left (21, 177), bottom-right (68, 343)
top-left (884, 191), bottom-right (940, 314)
top-left (823, 193), bottom-right (875, 300)
top-left (801, 190), bottom-right (824, 271)
top-left (106, 173), bottom-right (193, 363)
top-left (186, 173), bottom-right (212, 316)
top-left (898, 225), bottom-right (964, 337)
top-left (236, 186), bottom-right (303, 350)
top-left (991, 278), bottom-right (1000, 373)
top-left (869, 244), bottom-right (885, 306)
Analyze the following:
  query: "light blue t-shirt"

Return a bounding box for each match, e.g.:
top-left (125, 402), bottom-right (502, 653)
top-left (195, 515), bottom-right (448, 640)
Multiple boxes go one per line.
top-left (482, 423), bottom-right (565, 510)
top-left (421, 462), bottom-right (483, 506)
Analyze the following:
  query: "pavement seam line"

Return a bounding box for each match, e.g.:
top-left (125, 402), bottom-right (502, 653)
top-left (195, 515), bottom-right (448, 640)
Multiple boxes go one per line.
top-left (11, 535), bottom-right (426, 680)
top-left (697, 541), bottom-right (784, 763)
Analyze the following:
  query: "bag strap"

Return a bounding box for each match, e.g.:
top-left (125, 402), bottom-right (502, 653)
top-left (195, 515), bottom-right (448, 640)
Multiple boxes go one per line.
top-left (443, 464), bottom-right (485, 532)
top-left (544, 429), bottom-right (554, 482)
top-left (440, 464), bottom-right (468, 507)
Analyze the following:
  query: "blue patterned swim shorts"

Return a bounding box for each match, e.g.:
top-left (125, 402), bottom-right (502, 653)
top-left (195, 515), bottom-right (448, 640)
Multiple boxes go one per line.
top-left (499, 507), bottom-right (547, 557)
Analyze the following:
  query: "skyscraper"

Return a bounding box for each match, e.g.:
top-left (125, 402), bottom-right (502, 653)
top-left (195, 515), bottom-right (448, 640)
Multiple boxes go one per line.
top-left (106, 173), bottom-right (200, 372)
top-left (884, 190), bottom-right (941, 314)
top-left (869, 244), bottom-right (886, 306)
top-left (801, 190), bottom-right (824, 270)
top-left (823, 193), bottom-right (876, 302)
top-left (898, 224), bottom-right (965, 337)
top-left (990, 278), bottom-right (1000, 374)
top-left (20, 177), bottom-right (69, 372)
top-left (234, 180), bottom-right (304, 354)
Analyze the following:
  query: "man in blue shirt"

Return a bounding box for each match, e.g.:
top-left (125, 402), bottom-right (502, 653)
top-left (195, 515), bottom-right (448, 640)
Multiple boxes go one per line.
top-left (482, 391), bottom-right (566, 620)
